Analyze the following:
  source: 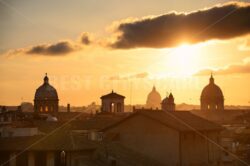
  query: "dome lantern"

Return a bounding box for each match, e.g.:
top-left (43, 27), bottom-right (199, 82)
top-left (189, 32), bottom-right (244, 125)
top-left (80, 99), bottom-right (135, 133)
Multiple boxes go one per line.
top-left (44, 73), bottom-right (49, 84)
top-left (209, 73), bottom-right (214, 84)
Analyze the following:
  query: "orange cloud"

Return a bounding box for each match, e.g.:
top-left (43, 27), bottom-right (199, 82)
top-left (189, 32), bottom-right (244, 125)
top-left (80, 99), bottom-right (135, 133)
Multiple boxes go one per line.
top-left (5, 33), bottom-right (92, 56)
top-left (195, 58), bottom-right (250, 75)
top-left (109, 72), bottom-right (149, 80)
top-left (26, 41), bottom-right (79, 55)
top-left (110, 2), bottom-right (250, 49)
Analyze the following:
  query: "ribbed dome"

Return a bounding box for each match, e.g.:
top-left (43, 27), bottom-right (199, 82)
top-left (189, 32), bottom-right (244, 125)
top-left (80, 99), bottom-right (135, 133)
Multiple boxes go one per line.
top-left (146, 86), bottom-right (161, 108)
top-left (35, 74), bottom-right (58, 100)
top-left (201, 75), bottom-right (224, 102)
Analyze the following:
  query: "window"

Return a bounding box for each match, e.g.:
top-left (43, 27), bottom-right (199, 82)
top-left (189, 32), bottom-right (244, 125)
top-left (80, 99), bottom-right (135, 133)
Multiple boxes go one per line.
top-left (111, 103), bottom-right (115, 112)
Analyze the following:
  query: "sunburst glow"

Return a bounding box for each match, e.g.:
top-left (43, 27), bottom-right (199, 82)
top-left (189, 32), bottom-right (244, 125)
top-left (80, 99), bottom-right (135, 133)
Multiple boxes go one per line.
top-left (168, 44), bottom-right (200, 77)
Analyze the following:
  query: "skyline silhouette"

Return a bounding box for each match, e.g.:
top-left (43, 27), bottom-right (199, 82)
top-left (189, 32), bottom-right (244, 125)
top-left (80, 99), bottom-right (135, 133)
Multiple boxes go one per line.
top-left (0, 0), bottom-right (250, 106)
top-left (1, 1), bottom-right (250, 166)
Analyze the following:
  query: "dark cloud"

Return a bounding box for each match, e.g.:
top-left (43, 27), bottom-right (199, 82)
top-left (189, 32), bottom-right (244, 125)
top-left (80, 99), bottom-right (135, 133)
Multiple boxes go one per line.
top-left (109, 72), bottom-right (149, 80)
top-left (4, 32), bottom-right (92, 56)
top-left (195, 60), bottom-right (250, 75)
top-left (111, 2), bottom-right (250, 49)
top-left (26, 41), bottom-right (77, 55)
top-left (80, 33), bottom-right (91, 45)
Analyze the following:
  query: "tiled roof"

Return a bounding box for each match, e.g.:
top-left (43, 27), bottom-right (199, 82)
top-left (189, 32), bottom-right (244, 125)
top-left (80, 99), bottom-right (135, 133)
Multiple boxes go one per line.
top-left (102, 110), bottom-right (223, 132)
top-left (100, 91), bottom-right (125, 99)
top-left (33, 121), bottom-right (65, 133)
top-left (70, 114), bottom-right (127, 130)
top-left (0, 114), bottom-right (130, 151)
top-left (0, 126), bottom-right (99, 151)
top-left (94, 142), bottom-right (165, 166)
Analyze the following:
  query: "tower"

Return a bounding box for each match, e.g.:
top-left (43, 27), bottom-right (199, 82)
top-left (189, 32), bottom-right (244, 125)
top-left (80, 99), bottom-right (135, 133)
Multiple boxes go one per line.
top-left (100, 90), bottom-right (125, 113)
top-left (161, 93), bottom-right (176, 112)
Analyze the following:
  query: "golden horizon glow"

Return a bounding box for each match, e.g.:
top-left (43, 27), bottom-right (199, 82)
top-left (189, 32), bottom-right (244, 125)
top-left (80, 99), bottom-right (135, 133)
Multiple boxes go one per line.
top-left (165, 43), bottom-right (201, 77)
top-left (0, 1), bottom-right (250, 106)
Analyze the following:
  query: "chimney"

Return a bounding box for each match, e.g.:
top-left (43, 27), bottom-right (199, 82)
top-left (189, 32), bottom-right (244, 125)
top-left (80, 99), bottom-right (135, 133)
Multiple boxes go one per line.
top-left (67, 104), bottom-right (70, 113)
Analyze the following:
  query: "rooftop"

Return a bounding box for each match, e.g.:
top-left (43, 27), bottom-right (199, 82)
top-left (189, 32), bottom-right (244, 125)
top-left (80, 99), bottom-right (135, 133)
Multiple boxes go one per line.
top-left (102, 110), bottom-right (223, 132)
top-left (100, 90), bottom-right (125, 99)
top-left (0, 126), bottom-right (99, 151)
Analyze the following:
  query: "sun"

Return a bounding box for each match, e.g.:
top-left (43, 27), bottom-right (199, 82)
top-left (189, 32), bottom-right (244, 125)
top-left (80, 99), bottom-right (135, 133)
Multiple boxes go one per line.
top-left (169, 43), bottom-right (200, 77)
top-left (147, 43), bottom-right (203, 79)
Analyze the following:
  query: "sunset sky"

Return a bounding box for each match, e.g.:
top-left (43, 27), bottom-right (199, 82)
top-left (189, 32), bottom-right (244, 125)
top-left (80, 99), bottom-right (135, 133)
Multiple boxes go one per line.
top-left (0, 0), bottom-right (250, 106)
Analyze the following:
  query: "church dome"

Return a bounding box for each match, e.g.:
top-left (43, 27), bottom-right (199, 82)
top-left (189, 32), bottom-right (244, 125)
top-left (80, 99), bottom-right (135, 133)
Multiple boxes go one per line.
top-left (146, 86), bottom-right (161, 108)
top-left (162, 96), bottom-right (169, 104)
top-left (35, 74), bottom-right (58, 100)
top-left (201, 75), bottom-right (224, 102)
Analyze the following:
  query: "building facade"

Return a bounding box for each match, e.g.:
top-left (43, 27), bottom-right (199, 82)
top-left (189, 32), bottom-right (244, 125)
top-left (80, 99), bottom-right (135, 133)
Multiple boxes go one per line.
top-left (102, 110), bottom-right (222, 166)
top-left (100, 90), bottom-right (125, 113)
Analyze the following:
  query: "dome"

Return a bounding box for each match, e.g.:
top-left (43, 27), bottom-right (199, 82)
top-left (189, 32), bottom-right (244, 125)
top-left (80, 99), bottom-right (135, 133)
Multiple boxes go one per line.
top-left (162, 97), bottom-right (169, 104)
top-left (34, 74), bottom-right (58, 100)
top-left (146, 86), bottom-right (161, 108)
top-left (201, 75), bottom-right (224, 103)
